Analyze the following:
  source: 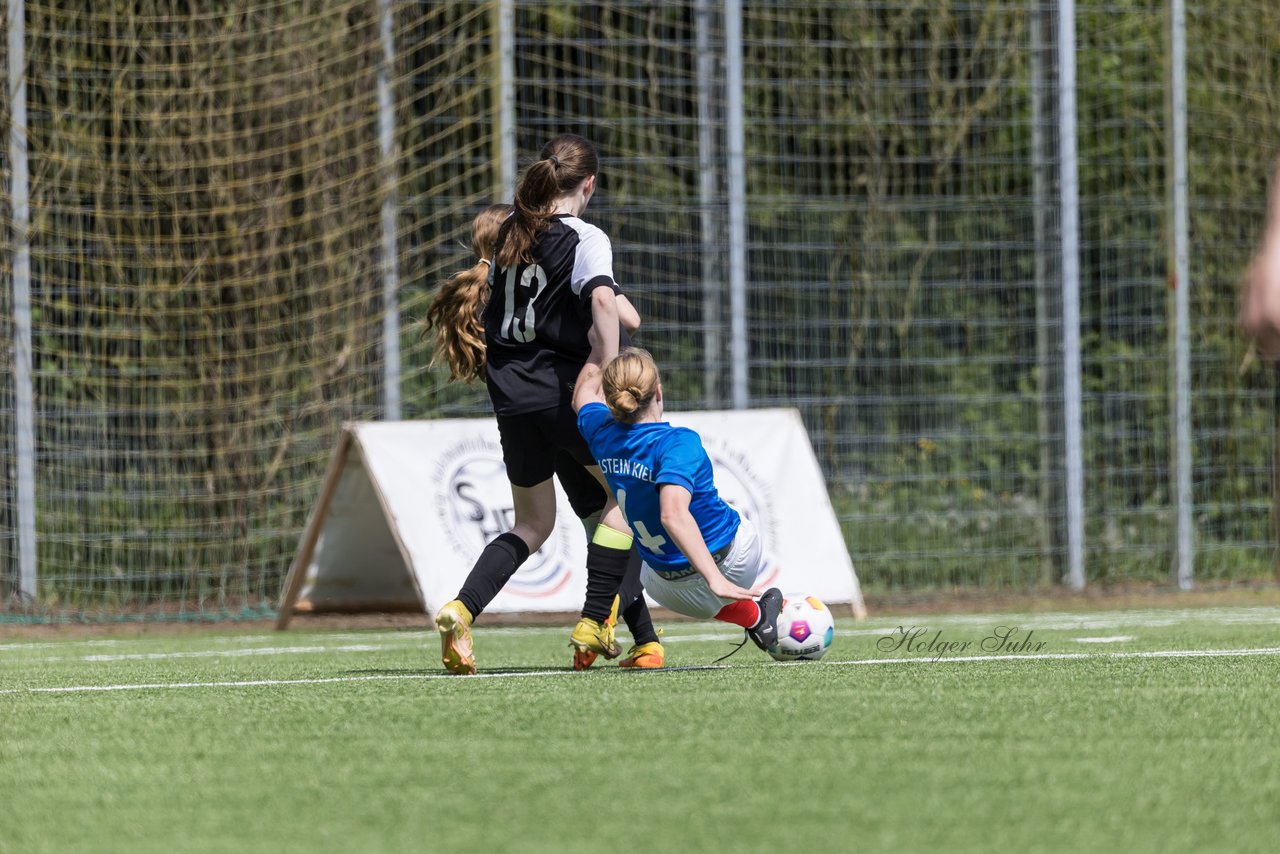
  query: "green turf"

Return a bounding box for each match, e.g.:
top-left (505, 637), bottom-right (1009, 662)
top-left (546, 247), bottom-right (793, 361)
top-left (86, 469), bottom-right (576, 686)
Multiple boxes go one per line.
top-left (3, 607), bottom-right (1280, 853)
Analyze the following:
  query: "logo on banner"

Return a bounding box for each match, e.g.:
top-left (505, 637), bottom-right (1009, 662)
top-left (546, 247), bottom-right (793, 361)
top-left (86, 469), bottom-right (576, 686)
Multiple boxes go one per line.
top-left (432, 437), bottom-right (575, 597)
top-left (701, 437), bottom-right (782, 588)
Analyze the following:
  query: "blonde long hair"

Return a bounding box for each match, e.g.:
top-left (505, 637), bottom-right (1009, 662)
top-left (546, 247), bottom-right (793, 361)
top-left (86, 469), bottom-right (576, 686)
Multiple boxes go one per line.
top-left (497, 134), bottom-right (599, 268)
top-left (424, 203), bottom-right (511, 382)
top-left (602, 348), bottom-right (661, 424)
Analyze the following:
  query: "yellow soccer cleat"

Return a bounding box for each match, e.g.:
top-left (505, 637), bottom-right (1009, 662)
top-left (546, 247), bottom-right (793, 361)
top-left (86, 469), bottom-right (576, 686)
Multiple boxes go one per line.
top-left (618, 641), bottom-right (665, 669)
top-left (570, 596), bottom-right (622, 671)
top-left (435, 600), bottom-right (476, 676)
top-left (569, 617), bottom-right (621, 670)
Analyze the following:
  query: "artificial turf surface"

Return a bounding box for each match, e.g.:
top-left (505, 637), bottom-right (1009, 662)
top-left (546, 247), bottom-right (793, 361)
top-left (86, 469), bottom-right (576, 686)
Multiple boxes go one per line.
top-left (3, 606), bottom-right (1279, 853)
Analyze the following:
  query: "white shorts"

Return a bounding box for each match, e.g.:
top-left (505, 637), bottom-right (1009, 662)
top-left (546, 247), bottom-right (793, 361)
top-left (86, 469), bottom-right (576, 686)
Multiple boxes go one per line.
top-left (639, 516), bottom-right (766, 620)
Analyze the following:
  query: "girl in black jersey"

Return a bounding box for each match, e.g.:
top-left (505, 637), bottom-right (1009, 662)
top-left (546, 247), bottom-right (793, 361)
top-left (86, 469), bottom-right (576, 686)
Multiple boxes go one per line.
top-left (426, 134), bottom-right (662, 674)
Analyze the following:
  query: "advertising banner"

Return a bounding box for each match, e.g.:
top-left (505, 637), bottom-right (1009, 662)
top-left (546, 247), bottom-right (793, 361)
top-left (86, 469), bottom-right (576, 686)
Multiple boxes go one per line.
top-left (277, 410), bottom-right (864, 626)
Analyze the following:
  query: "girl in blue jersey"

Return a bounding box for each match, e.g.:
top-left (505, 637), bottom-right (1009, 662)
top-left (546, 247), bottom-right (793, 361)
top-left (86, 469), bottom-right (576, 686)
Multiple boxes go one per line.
top-left (424, 136), bottom-right (661, 674)
top-left (573, 347), bottom-right (784, 657)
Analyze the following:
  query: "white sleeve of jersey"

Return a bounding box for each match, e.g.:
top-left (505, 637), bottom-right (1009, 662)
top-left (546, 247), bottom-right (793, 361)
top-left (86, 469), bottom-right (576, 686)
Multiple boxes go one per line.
top-left (570, 223), bottom-right (615, 296)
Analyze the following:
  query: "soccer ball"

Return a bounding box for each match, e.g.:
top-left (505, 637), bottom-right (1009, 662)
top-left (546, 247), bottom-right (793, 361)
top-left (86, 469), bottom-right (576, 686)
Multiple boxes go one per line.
top-left (767, 595), bottom-right (835, 661)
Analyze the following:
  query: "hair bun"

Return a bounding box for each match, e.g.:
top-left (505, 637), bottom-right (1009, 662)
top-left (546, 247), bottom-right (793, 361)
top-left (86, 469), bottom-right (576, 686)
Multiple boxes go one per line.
top-left (602, 347), bottom-right (660, 424)
top-left (614, 389), bottom-right (638, 413)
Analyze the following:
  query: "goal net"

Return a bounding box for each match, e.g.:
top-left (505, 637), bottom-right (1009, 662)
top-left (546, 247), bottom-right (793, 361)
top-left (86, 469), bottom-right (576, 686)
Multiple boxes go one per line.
top-left (1, 1), bottom-right (1277, 619)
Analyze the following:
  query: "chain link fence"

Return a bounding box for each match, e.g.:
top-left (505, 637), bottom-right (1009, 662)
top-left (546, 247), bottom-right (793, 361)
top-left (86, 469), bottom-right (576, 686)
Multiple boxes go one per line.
top-left (2, 1), bottom-right (1278, 619)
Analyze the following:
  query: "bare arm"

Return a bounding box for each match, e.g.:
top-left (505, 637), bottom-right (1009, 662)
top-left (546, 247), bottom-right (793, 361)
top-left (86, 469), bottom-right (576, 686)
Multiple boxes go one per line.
top-left (572, 356), bottom-right (605, 414)
top-left (572, 315), bottom-right (610, 414)
top-left (617, 294), bottom-right (641, 334)
top-left (658, 484), bottom-right (757, 601)
top-left (590, 287), bottom-right (621, 364)
top-left (1243, 161), bottom-right (1280, 359)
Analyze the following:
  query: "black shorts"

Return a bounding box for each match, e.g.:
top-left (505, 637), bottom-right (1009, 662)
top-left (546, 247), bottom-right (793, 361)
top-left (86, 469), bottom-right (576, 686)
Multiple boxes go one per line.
top-left (496, 404), bottom-right (598, 491)
top-left (553, 450), bottom-right (608, 520)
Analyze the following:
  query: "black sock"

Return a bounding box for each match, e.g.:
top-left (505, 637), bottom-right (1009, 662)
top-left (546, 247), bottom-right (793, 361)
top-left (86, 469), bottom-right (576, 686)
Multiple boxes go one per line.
top-left (622, 598), bottom-right (659, 646)
top-left (455, 532), bottom-right (530, 620)
top-left (581, 541), bottom-right (630, 623)
top-left (618, 547), bottom-right (659, 645)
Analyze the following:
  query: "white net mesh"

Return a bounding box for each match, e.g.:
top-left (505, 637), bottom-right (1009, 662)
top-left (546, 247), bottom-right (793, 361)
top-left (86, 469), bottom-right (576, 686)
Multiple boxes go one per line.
top-left (1, 1), bottom-right (1278, 618)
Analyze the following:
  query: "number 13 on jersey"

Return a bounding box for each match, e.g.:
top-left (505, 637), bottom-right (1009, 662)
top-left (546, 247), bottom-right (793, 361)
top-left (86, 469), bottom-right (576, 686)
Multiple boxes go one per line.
top-left (500, 263), bottom-right (546, 342)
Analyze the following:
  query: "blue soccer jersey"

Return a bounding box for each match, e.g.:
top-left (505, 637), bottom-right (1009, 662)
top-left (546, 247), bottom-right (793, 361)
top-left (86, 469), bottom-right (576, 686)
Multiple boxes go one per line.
top-left (577, 402), bottom-right (740, 569)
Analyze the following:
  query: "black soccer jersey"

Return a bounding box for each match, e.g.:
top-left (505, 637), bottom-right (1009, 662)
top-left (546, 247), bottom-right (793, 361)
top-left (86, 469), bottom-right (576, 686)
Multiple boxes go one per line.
top-left (483, 214), bottom-right (620, 416)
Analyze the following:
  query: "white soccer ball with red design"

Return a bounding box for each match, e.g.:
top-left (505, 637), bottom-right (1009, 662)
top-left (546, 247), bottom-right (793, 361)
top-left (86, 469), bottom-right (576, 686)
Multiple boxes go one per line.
top-left (767, 595), bottom-right (835, 661)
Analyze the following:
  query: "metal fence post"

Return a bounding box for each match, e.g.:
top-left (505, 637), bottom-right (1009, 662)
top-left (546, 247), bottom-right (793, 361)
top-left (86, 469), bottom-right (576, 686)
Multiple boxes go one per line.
top-left (8, 0), bottom-right (37, 601)
top-left (496, 0), bottom-right (516, 201)
top-left (1058, 0), bottom-right (1086, 590)
top-left (1167, 0), bottom-right (1194, 589)
top-left (695, 0), bottom-right (722, 408)
top-left (378, 0), bottom-right (401, 421)
top-left (725, 0), bottom-right (747, 409)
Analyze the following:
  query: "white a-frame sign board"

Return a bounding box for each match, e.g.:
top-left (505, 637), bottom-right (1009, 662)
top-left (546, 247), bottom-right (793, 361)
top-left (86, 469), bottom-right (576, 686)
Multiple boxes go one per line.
top-left (276, 413), bottom-right (865, 629)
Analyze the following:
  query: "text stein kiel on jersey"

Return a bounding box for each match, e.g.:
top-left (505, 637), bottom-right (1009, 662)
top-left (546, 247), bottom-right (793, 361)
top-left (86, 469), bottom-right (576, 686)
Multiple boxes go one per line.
top-left (599, 456), bottom-right (654, 482)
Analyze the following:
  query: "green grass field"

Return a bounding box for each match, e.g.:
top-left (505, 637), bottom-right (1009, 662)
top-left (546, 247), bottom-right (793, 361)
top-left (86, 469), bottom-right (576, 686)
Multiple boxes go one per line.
top-left (3, 606), bottom-right (1280, 853)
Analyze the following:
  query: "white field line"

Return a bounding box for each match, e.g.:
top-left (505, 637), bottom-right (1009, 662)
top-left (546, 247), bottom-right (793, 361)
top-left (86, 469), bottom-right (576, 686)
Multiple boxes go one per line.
top-left (3, 605), bottom-right (1279, 654)
top-left (0, 634), bottom-right (298, 652)
top-left (72, 644), bottom-right (408, 663)
top-left (860, 607), bottom-right (1280, 631)
top-left (0, 635), bottom-right (306, 653)
top-left (5, 645), bottom-right (1280, 696)
top-left (1, 636), bottom-right (735, 666)
top-left (0, 643), bottom-right (425, 665)
top-left (1072, 636), bottom-right (1137, 644)
top-left (0, 627), bottom-right (576, 654)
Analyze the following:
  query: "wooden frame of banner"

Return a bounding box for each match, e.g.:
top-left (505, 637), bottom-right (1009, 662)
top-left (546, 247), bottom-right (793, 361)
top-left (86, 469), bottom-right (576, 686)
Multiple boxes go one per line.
top-left (275, 425), bottom-right (428, 629)
top-left (275, 430), bottom-right (353, 629)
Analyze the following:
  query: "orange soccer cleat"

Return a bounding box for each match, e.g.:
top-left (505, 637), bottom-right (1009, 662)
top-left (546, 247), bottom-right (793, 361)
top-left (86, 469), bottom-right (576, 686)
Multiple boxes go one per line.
top-left (618, 641), bottom-right (665, 669)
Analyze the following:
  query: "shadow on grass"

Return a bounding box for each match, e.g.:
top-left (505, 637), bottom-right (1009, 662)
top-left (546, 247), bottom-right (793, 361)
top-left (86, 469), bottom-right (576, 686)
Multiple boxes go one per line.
top-left (343, 664), bottom-right (733, 677)
top-left (344, 666), bottom-right (577, 676)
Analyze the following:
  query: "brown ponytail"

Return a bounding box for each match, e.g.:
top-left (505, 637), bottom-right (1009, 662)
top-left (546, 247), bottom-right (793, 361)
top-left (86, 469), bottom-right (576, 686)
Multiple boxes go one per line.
top-left (497, 134), bottom-right (599, 268)
top-left (602, 348), bottom-right (661, 424)
top-left (424, 203), bottom-right (512, 382)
